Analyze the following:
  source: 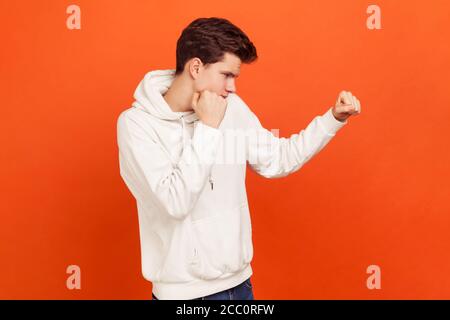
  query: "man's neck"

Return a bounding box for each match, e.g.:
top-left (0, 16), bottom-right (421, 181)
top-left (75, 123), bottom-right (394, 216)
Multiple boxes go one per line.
top-left (162, 74), bottom-right (194, 113)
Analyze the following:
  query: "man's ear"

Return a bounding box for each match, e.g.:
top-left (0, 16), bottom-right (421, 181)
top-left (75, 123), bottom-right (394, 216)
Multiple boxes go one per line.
top-left (189, 58), bottom-right (202, 79)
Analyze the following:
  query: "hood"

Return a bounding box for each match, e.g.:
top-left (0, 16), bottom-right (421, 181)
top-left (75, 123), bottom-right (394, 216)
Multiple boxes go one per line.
top-left (131, 69), bottom-right (199, 124)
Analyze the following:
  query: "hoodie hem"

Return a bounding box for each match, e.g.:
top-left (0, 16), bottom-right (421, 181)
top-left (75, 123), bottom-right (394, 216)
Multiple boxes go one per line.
top-left (151, 264), bottom-right (253, 300)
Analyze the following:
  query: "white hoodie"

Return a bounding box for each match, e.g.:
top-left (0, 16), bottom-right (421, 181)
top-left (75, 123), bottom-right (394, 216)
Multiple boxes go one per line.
top-left (116, 69), bottom-right (347, 300)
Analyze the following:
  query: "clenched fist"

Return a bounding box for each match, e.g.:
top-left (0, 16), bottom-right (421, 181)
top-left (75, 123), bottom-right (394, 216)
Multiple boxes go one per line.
top-left (332, 90), bottom-right (362, 122)
top-left (191, 90), bottom-right (227, 129)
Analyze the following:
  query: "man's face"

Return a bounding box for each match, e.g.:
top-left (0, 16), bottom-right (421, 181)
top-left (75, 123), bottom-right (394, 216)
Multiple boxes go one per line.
top-left (194, 52), bottom-right (241, 99)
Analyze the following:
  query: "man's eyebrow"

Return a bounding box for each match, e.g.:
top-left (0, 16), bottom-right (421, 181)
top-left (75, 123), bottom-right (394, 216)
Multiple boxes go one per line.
top-left (222, 71), bottom-right (240, 77)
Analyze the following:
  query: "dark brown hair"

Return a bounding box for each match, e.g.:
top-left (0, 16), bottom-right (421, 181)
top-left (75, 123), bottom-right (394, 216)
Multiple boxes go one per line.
top-left (175, 17), bottom-right (258, 76)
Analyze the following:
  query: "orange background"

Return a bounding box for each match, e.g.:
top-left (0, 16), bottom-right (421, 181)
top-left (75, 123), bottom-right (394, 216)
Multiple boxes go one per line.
top-left (1, 0), bottom-right (449, 299)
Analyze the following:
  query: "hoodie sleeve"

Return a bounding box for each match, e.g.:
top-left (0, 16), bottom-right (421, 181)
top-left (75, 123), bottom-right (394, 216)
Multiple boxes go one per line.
top-left (117, 111), bottom-right (222, 221)
top-left (246, 106), bottom-right (347, 178)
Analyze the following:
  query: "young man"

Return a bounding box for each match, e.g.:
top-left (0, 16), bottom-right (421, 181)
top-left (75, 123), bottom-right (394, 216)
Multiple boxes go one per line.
top-left (116, 17), bottom-right (361, 300)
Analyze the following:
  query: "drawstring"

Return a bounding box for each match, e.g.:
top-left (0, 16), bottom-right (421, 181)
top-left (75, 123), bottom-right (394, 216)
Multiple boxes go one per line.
top-left (180, 115), bottom-right (186, 148)
top-left (180, 115), bottom-right (214, 190)
top-left (209, 174), bottom-right (214, 191)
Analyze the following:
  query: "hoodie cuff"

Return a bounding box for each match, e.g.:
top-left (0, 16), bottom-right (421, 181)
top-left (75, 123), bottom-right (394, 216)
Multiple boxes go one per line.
top-left (195, 121), bottom-right (222, 138)
top-left (318, 107), bottom-right (348, 136)
top-left (191, 121), bottom-right (222, 164)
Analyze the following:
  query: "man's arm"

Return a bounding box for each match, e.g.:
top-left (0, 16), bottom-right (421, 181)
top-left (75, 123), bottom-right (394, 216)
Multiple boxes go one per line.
top-left (245, 106), bottom-right (347, 178)
top-left (117, 112), bottom-right (222, 221)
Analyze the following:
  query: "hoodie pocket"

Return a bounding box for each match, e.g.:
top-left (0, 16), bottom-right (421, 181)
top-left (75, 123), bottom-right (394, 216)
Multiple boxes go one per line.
top-left (153, 220), bottom-right (201, 283)
top-left (187, 203), bottom-right (253, 280)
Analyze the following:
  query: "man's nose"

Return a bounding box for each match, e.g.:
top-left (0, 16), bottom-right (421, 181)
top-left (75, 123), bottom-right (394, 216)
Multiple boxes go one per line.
top-left (226, 80), bottom-right (236, 93)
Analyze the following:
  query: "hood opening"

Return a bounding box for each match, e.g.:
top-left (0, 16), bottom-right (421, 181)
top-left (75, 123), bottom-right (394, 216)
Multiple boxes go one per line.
top-left (132, 69), bottom-right (199, 124)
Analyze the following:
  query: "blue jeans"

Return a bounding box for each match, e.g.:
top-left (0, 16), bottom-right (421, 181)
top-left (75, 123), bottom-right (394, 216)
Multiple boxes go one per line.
top-left (152, 277), bottom-right (254, 300)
